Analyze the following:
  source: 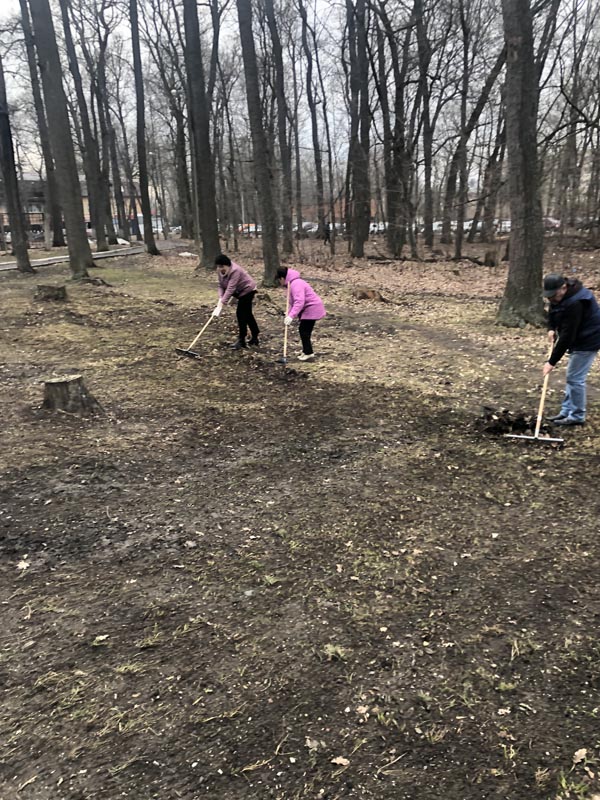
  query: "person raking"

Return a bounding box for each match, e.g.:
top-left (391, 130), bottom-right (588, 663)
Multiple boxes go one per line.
top-left (276, 267), bottom-right (326, 361)
top-left (542, 273), bottom-right (600, 426)
top-left (212, 254), bottom-right (260, 350)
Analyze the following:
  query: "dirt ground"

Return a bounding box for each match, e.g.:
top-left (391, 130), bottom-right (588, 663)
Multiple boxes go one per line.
top-left (1, 237), bottom-right (600, 800)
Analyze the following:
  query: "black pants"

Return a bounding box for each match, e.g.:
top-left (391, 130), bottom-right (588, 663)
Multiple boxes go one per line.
top-left (236, 291), bottom-right (259, 341)
top-left (299, 319), bottom-right (316, 355)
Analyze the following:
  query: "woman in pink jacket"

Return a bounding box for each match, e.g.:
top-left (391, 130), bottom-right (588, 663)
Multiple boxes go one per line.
top-left (276, 267), bottom-right (326, 361)
top-left (213, 254), bottom-right (260, 349)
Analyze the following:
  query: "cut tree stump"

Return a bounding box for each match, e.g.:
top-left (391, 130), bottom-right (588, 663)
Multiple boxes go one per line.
top-left (42, 375), bottom-right (103, 415)
top-left (35, 285), bottom-right (67, 301)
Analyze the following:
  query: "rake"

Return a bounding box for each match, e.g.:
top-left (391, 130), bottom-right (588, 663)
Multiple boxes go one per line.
top-left (276, 282), bottom-right (291, 365)
top-left (175, 314), bottom-right (214, 359)
top-left (504, 347), bottom-right (564, 444)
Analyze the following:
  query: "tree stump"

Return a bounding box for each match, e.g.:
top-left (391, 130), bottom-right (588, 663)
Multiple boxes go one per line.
top-left (35, 285), bottom-right (67, 301)
top-left (42, 375), bottom-right (103, 415)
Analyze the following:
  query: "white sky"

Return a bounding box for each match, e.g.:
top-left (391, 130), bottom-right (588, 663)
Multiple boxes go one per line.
top-left (0, 0), bottom-right (20, 21)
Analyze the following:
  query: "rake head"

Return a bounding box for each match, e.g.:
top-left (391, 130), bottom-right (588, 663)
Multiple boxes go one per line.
top-left (175, 347), bottom-right (201, 359)
top-left (503, 433), bottom-right (564, 444)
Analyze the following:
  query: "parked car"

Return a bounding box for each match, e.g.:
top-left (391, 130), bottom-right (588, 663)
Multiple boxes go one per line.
top-left (495, 219), bottom-right (511, 233)
top-left (369, 222), bottom-right (388, 234)
top-left (543, 217), bottom-right (561, 231)
top-left (238, 223), bottom-right (262, 235)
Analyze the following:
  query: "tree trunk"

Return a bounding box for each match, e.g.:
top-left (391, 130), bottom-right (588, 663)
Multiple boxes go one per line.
top-left (264, 0), bottom-right (293, 256)
top-left (236, 0), bottom-right (280, 284)
top-left (290, 43), bottom-right (303, 240)
top-left (174, 112), bottom-right (193, 239)
top-left (18, 0), bottom-right (64, 248)
top-left (497, 0), bottom-right (544, 326)
top-left (373, 3), bottom-right (411, 258)
top-left (182, 0), bottom-right (221, 267)
top-left (299, 0), bottom-right (325, 240)
top-left (414, 0), bottom-right (434, 247)
top-left (0, 51), bottom-right (34, 274)
top-left (28, 0), bottom-right (93, 280)
top-left (346, 0), bottom-right (370, 258)
top-left (130, 0), bottom-right (159, 255)
top-left (108, 121), bottom-right (130, 240)
top-left (57, 0), bottom-right (109, 252)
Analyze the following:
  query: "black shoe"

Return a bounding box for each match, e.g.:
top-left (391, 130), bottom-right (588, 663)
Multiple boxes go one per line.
top-left (248, 338), bottom-right (260, 347)
top-left (548, 414), bottom-right (567, 422)
top-left (230, 340), bottom-right (247, 350)
top-left (553, 416), bottom-right (584, 426)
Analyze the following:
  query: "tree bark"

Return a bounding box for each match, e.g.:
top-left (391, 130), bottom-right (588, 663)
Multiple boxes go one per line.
top-left (346, 0), bottom-right (371, 258)
top-left (497, 0), bottom-right (544, 326)
top-left (299, 0), bottom-right (325, 240)
top-left (130, 0), bottom-right (159, 255)
top-left (18, 0), bottom-right (64, 248)
top-left (0, 51), bottom-right (34, 274)
top-left (264, 0), bottom-right (293, 256)
top-left (42, 375), bottom-right (103, 415)
top-left (182, 0), bottom-right (220, 267)
top-left (28, 0), bottom-right (93, 279)
top-left (57, 0), bottom-right (109, 252)
top-left (236, 0), bottom-right (280, 283)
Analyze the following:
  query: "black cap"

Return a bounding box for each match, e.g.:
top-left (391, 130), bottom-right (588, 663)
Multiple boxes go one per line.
top-left (543, 274), bottom-right (565, 298)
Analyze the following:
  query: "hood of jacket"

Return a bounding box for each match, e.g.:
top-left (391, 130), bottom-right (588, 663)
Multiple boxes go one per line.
top-left (283, 268), bottom-right (301, 286)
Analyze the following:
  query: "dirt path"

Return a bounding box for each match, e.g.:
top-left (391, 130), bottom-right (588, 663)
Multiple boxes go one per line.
top-left (1, 243), bottom-right (599, 799)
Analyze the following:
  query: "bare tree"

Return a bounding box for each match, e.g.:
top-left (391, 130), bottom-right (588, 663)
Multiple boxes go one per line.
top-left (497, 0), bottom-right (544, 325)
top-left (345, 0), bottom-right (371, 258)
top-left (130, 0), bottom-right (159, 255)
top-left (57, 0), bottom-right (110, 251)
top-left (28, 0), bottom-right (93, 279)
top-left (182, 0), bottom-right (220, 266)
top-left (18, 0), bottom-right (64, 248)
top-left (0, 50), bottom-right (33, 273)
top-left (264, 0), bottom-right (294, 256)
top-left (236, 0), bottom-right (280, 283)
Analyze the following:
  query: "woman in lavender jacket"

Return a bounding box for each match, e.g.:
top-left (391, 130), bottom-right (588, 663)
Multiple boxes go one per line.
top-left (277, 267), bottom-right (326, 361)
top-left (212, 254), bottom-right (260, 349)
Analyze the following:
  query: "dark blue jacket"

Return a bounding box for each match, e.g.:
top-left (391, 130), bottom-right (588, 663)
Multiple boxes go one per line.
top-left (548, 279), bottom-right (600, 365)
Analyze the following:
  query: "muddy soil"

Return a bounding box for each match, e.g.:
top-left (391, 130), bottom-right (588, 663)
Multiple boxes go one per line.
top-left (1, 239), bottom-right (600, 800)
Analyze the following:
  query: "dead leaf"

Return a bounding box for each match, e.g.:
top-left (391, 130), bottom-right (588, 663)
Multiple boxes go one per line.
top-left (331, 756), bottom-right (350, 766)
top-left (573, 748), bottom-right (587, 764)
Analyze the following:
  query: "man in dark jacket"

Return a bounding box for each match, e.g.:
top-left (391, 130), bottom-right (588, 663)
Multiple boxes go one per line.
top-left (542, 273), bottom-right (600, 426)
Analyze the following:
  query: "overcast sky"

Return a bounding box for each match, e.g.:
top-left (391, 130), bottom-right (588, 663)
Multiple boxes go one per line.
top-left (0, 0), bottom-right (19, 20)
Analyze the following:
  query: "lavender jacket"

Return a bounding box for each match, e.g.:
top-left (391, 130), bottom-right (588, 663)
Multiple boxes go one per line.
top-left (284, 269), bottom-right (326, 321)
top-left (218, 262), bottom-right (257, 304)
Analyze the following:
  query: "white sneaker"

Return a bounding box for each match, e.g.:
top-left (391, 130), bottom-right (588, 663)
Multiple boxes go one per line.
top-left (298, 352), bottom-right (315, 361)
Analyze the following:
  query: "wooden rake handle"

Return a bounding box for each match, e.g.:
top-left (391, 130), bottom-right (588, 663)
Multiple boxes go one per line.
top-left (533, 344), bottom-right (554, 438)
top-left (283, 282), bottom-right (290, 359)
top-left (186, 314), bottom-right (214, 351)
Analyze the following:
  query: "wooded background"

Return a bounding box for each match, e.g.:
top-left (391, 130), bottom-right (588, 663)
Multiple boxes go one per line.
top-left (0, 0), bottom-right (599, 322)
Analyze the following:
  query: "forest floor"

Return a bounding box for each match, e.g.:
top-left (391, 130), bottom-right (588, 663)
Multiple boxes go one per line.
top-left (1, 236), bottom-right (600, 800)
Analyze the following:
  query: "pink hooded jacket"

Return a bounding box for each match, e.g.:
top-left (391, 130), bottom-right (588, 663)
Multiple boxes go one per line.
top-left (218, 262), bottom-right (257, 304)
top-left (284, 269), bottom-right (326, 321)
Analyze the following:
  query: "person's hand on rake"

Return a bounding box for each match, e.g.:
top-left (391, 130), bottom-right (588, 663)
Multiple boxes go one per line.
top-left (284, 315), bottom-right (293, 326)
top-left (212, 301), bottom-right (223, 317)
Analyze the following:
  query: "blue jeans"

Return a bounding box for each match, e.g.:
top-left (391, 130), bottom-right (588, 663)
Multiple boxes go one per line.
top-left (559, 350), bottom-right (598, 422)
